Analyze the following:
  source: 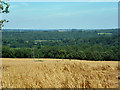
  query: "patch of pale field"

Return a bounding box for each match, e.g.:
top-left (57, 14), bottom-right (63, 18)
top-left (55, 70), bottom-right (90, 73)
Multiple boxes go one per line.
top-left (1, 58), bottom-right (119, 88)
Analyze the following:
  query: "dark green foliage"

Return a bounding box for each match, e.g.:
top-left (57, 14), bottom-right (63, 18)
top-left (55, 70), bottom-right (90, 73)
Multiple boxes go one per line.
top-left (2, 46), bottom-right (14, 58)
top-left (2, 29), bottom-right (119, 61)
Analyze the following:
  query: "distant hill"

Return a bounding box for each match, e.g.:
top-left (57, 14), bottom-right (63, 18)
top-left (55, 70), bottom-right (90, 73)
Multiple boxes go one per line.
top-left (2, 28), bottom-right (118, 32)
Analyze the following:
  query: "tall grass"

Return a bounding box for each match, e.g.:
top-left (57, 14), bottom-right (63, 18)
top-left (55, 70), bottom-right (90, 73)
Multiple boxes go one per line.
top-left (1, 59), bottom-right (118, 88)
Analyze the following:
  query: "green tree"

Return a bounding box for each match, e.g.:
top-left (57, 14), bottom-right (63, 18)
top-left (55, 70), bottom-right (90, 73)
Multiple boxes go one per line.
top-left (0, 0), bottom-right (10, 30)
top-left (2, 46), bottom-right (14, 58)
top-left (77, 51), bottom-right (86, 60)
top-left (91, 51), bottom-right (103, 61)
top-left (58, 50), bottom-right (67, 59)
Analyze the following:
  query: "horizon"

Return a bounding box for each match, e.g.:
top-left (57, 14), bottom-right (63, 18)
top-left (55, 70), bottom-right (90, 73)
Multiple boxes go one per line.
top-left (3, 2), bottom-right (118, 29)
top-left (3, 28), bottom-right (118, 31)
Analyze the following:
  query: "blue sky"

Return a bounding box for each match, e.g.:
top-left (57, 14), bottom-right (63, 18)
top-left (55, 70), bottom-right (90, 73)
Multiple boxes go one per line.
top-left (3, 2), bottom-right (118, 29)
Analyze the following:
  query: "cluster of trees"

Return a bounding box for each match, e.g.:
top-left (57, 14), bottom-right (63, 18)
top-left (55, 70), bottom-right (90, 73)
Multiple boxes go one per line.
top-left (2, 29), bottom-right (119, 61)
top-left (2, 29), bottom-right (118, 48)
top-left (2, 44), bottom-right (119, 61)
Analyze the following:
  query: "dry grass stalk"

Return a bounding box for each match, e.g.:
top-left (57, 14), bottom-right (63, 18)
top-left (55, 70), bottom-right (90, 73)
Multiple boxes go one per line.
top-left (1, 58), bottom-right (118, 88)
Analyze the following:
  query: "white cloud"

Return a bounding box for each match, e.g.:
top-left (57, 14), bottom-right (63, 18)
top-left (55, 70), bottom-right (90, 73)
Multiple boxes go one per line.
top-left (10, 4), bottom-right (19, 9)
top-left (21, 3), bottom-right (29, 6)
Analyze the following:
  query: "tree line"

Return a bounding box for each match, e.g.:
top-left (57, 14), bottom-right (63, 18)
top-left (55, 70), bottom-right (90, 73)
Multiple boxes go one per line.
top-left (2, 29), bottom-right (119, 61)
top-left (2, 43), bottom-right (119, 61)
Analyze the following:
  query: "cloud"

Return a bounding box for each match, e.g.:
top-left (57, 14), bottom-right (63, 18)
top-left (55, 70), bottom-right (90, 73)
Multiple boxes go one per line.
top-left (48, 6), bottom-right (118, 18)
top-left (21, 3), bottom-right (29, 6)
top-left (10, 4), bottom-right (19, 9)
top-left (10, 3), bottom-right (29, 9)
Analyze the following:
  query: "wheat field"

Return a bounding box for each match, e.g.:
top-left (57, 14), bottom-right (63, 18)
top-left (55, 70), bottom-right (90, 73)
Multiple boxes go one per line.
top-left (1, 58), bottom-right (119, 88)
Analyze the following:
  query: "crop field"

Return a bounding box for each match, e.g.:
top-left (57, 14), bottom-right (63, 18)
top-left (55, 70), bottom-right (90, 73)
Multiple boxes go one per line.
top-left (1, 58), bottom-right (119, 88)
top-left (97, 33), bottom-right (112, 35)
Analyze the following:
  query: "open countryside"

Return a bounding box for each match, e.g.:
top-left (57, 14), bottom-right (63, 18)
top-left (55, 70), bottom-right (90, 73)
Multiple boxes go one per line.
top-left (2, 29), bottom-right (119, 60)
top-left (2, 58), bottom-right (118, 88)
top-left (1, 29), bottom-right (119, 88)
top-left (1, 2), bottom-right (119, 89)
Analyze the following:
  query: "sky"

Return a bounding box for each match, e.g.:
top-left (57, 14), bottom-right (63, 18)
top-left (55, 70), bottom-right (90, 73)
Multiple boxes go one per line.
top-left (3, 2), bottom-right (118, 29)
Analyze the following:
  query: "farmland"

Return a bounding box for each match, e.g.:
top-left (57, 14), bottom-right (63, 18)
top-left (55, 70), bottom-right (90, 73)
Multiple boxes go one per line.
top-left (1, 1), bottom-right (119, 89)
top-left (1, 29), bottom-right (119, 88)
top-left (97, 33), bottom-right (112, 35)
top-left (2, 29), bottom-right (119, 61)
top-left (1, 58), bottom-right (118, 88)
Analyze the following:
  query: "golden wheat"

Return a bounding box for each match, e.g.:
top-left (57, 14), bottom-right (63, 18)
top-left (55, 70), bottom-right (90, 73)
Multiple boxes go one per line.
top-left (1, 58), bottom-right (118, 88)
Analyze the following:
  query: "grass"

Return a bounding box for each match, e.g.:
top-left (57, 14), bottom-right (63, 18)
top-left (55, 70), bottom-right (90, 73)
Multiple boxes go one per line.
top-left (1, 58), bottom-right (118, 88)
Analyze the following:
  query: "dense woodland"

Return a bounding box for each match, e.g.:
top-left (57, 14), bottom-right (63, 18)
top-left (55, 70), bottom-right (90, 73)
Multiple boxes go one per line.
top-left (2, 29), bottom-right (120, 61)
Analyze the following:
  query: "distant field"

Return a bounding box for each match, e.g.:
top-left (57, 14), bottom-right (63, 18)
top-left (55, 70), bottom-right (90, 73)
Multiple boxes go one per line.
top-left (97, 33), bottom-right (112, 35)
top-left (34, 40), bottom-right (47, 42)
top-left (1, 58), bottom-right (119, 88)
top-left (34, 40), bottom-right (61, 43)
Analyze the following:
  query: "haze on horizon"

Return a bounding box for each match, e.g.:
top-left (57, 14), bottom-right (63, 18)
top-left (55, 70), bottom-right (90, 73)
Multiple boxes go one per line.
top-left (3, 2), bottom-right (118, 29)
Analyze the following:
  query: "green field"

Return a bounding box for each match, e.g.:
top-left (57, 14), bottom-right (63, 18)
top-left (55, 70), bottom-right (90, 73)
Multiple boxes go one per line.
top-left (97, 33), bottom-right (112, 35)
